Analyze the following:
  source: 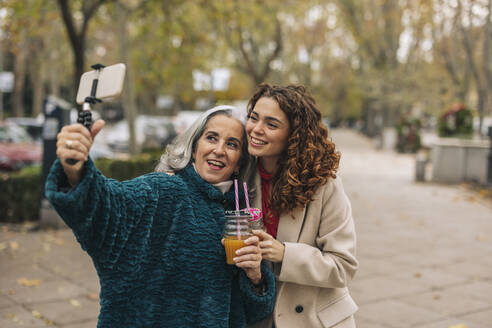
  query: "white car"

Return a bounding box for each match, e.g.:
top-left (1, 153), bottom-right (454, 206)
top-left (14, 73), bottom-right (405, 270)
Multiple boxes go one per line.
top-left (103, 115), bottom-right (176, 152)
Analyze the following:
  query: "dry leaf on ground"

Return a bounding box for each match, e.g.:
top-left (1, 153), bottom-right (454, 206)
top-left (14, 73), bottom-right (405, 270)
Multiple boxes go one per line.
top-left (17, 278), bottom-right (42, 287)
top-left (476, 234), bottom-right (488, 241)
top-left (31, 310), bottom-right (55, 326)
top-left (9, 241), bottom-right (19, 250)
top-left (44, 234), bottom-right (65, 246)
top-left (3, 312), bottom-right (16, 319)
top-left (87, 293), bottom-right (99, 301)
top-left (70, 299), bottom-right (82, 307)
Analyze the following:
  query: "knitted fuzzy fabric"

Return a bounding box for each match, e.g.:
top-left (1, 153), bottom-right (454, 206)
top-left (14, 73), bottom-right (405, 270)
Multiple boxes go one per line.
top-left (45, 159), bottom-right (275, 328)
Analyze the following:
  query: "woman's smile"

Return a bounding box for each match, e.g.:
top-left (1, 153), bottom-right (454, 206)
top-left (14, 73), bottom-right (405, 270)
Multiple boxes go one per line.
top-left (250, 136), bottom-right (268, 147)
top-left (246, 97), bottom-right (290, 173)
top-left (207, 159), bottom-right (225, 170)
top-left (193, 114), bottom-right (244, 184)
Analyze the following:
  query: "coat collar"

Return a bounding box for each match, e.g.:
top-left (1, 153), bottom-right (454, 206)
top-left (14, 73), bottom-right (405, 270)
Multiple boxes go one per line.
top-left (179, 164), bottom-right (240, 208)
top-left (253, 170), bottom-right (306, 242)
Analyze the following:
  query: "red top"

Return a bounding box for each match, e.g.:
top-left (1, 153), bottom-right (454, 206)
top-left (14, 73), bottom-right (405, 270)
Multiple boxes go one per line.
top-left (258, 162), bottom-right (280, 238)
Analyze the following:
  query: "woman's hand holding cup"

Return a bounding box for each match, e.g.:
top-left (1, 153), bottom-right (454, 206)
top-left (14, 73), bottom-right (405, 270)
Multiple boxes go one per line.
top-left (253, 230), bottom-right (285, 263)
top-left (233, 235), bottom-right (262, 284)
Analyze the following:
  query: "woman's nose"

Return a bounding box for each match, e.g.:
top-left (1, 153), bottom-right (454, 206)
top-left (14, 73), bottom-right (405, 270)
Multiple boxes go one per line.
top-left (252, 122), bottom-right (264, 134)
top-left (214, 142), bottom-right (226, 155)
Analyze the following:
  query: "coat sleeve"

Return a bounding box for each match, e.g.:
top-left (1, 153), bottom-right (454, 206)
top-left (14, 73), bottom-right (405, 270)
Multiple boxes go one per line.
top-left (278, 177), bottom-right (358, 288)
top-left (45, 158), bottom-right (162, 270)
top-left (238, 262), bottom-right (276, 324)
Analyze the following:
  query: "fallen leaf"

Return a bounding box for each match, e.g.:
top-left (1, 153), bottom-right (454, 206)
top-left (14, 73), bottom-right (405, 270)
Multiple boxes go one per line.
top-left (1, 225), bottom-right (8, 233)
top-left (87, 293), bottom-right (99, 301)
top-left (433, 294), bottom-right (441, 300)
top-left (43, 243), bottom-right (51, 252)
top-left (414, 273), bottom-right (422, 278)
top-left (17, 278), bottom-right (42, 287)
top-left (8, 289), bottom-right (15, 295)
top-left (476, 234), bottom-right (488, 241)
top-left (478, 189), bottom-right (491, 197)
top-left (9, 241), bottom-right (19, 250)
top-left (448, 324), bottom-right (468, 328)
top-left (53, 238), bottom-right (64, 246)
top-left (0, 242), bottom-right (6, 251)
top-left (45, 234), bottom-right (64, 246)
top-left (31, 310), bottom-right (54, 326)
top-left (70, 299), bottom-right (81, 307)
top-left (3, 313), bottom-right (16, 319)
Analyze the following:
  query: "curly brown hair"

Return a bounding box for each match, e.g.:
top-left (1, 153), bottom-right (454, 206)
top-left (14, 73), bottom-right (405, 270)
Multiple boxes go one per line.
top-left (247, 83), bottom-right (340, 215)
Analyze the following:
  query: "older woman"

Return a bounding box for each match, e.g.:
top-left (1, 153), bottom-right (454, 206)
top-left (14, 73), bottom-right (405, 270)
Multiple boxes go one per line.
top-left (45, 106), bottom-right (275, 328)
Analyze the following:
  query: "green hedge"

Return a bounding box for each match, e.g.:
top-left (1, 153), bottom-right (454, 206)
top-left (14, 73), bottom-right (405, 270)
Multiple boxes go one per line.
top-left (96, 150), bottom-right (162, 181)
top-left (0, 166), bottom-right (42, 222)
top-left (396, 117), bottom-right (421, 153)
top-left (0, 150), bottom-right (164, 223)
top-left (438, 104), bottom-right (474, 137)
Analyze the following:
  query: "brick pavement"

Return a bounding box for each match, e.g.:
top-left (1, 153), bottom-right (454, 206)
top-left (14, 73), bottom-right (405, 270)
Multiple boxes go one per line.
top-left (332, 129), bottom-right (492, 328)
top-left (0, 128), bottom-right (491, 327)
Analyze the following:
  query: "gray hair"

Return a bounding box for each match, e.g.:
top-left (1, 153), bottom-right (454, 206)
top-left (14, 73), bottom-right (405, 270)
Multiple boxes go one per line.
top-left (156, 105), bottom-right (256, 190)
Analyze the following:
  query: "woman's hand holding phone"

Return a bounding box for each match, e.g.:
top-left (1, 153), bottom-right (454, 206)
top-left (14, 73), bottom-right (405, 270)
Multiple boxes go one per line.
top-left (56, 119), bottom-right (105, 187)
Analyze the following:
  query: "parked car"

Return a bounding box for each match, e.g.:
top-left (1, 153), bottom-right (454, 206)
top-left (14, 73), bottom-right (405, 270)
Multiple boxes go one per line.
top-left (102, 115), bottom-right (177, 153)
top-left (0, 121), bottom-right (42, 171)
top-left (172, 111), bottom-right (203, 135)
top-left (6, 117), bottom-right (43, 143)
top-left (322, 117), bottom-right (331, 129)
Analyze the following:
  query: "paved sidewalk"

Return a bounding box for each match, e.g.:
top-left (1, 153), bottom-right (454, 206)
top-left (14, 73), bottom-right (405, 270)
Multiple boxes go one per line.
top-left (0, 128), bottom-right (491, 327)
top-left (332, 129), bottom-right (492, 328)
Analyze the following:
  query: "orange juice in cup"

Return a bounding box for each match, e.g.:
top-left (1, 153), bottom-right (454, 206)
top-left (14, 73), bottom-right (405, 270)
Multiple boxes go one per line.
top-left (223, 210), bottom-right (252, 265)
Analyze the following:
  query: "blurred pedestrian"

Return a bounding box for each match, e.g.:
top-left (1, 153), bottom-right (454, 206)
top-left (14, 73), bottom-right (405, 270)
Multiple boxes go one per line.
top-left (244, 84), bottom-right (358, 328)
top-left (45, 106), bottom-right (275, 328)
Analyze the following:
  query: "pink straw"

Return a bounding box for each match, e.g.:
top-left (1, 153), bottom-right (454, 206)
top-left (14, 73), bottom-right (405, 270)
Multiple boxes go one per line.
top-left (234, 179), bottom-right (239, 212)
top-left (234, 179), bottom-right (240, 237)
top-left (243, 182), bottom-right (250, 210)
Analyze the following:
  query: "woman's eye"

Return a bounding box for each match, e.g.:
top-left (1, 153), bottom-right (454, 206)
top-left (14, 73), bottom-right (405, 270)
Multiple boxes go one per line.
top-left (267, 122), bottom-right (278, 128)
top-left (248, 115), bottom-right (258, 122)
top-left (206, 135), bottom-right (217, 141)
top-left (227, 142), bottom-right (238, 149)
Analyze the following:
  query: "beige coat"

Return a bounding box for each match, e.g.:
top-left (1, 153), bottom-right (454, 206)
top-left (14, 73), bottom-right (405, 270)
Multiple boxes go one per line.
top-left (249, 172), bottom-right (358, 328)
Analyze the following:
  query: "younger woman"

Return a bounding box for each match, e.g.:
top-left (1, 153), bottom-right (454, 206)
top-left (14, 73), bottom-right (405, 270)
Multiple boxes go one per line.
top-left (243, 84), bottom-right (358, 328)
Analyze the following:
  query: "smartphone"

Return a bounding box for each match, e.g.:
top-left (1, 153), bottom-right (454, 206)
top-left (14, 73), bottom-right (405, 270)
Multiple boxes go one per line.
top-left (76, 63), bottom-right (126, 104)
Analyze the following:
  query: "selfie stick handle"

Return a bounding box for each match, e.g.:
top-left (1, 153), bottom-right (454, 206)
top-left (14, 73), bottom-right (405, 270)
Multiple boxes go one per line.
top-left (66, 64), bottom-right (105, 166)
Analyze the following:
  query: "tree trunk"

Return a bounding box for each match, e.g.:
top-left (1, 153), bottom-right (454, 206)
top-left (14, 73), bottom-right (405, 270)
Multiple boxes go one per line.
top-left (118, 3), bottom-right (138, 155)
top-left (73, 38), bottom-right (85, 93)
top-left (31, 58), bottom-right (45, 117)
top-left (459, 0), bottom-right (486, 135)
top-left (57, 0), bottom-right (108, 95)
top-left (30, 38), bottom-right (45, 117)
top-left (483, 0), bottom-right (492, 131)
top-left (12, 42), bottom-right (27, 117)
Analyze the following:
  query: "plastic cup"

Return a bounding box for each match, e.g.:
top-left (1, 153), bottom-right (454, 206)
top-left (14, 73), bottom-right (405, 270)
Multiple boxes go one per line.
top-left (223, 210), bottom-right (252, 265)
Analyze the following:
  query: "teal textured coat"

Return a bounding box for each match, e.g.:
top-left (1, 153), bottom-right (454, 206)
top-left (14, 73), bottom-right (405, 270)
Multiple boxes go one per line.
top-left (45, 159), bottom-right (275, 328)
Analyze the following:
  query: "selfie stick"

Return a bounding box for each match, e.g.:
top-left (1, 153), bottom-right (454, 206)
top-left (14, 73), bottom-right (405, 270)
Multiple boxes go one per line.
top-left (65, 63), bottom-right (105, 165)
